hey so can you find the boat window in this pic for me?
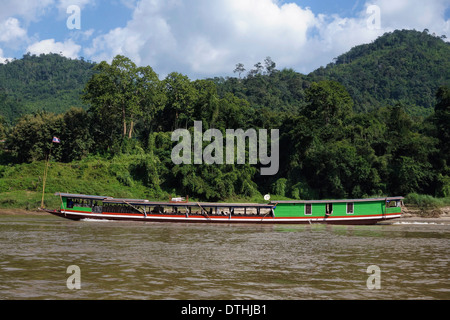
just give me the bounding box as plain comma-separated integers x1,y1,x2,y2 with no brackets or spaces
71,199,91,208
92,204,102,213
103,203,141,214
386,201,398,208
326,203,333,215
347,203,354,214
67,199,74,208
305,203,312,215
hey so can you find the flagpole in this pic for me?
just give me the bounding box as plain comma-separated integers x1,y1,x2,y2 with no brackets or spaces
41,137,59,209
41,143,53,208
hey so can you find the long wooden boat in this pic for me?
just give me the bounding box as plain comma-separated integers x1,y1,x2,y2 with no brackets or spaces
42,193,404,225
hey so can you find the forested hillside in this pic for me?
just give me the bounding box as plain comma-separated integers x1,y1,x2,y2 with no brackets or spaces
0,29,449,207
310,29,450,115
0,53,95,123
0,30,449,123
213,29,449,116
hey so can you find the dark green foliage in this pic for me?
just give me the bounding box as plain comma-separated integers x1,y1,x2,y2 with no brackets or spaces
0,53,95,123
0,30,449,202
5,108,93,163
434,86,450,164
302,80,353,127
309,29,450,115
59,108,94,162
5,111,64,163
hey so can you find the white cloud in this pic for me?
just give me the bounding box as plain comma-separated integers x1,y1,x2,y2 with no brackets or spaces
303,11,385,71
372,0,450,36
57,0,93,10
56,0,96,17
285,0,449,73
0,0,93,58
26,38,81,59
0,48,13,64
0,1,55,52
1,0,448,78
85,0,448,78
0,0,54,23
0,18,27,43
85,0,321,77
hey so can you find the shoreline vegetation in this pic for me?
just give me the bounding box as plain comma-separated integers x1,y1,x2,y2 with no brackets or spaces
0,188,449,221
0,30,449,213
0,157,449,221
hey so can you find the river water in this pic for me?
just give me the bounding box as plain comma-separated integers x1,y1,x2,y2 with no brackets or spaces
0,214,449,300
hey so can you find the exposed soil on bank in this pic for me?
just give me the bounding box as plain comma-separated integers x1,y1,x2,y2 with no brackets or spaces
381,205,450,225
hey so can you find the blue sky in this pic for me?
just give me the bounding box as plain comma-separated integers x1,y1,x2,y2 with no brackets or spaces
0,0,449,79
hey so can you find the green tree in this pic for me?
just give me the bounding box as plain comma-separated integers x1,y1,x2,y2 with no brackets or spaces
216,93,254,130
192,80,220,129
134,65,166,146
0,116,8,140
6,112,64,163
59,108,93,162
271,178,287,197
83,55,141,140
162,72,198,130
233,63,246,79
303,80,354,128
381,105,438,195
264,57,277,76
434,86,450,164
83,55,165,152
302,140,374,198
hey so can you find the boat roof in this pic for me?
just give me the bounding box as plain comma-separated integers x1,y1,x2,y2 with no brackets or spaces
55,193,273,208
103,198,274,208
270,196,404,204
55,193,403,207
55,193,113,201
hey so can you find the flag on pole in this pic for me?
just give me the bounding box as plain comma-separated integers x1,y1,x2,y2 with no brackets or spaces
52,136,61,143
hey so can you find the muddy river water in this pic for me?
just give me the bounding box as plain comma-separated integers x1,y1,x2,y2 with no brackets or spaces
0,214,448,300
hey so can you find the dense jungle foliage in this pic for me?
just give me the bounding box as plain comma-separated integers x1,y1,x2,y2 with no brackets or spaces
0,29,449,206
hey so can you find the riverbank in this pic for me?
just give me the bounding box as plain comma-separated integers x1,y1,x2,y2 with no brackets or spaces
389,205,450,224
383,215,450,225
0,208,47,215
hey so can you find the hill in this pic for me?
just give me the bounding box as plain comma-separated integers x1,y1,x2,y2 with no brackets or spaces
0,35,449,206
0,30,449,122
214,29,449,117
309,29,450,115
0,53,95,123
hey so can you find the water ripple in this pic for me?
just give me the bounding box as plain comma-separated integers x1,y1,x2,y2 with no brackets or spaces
0,215,449,300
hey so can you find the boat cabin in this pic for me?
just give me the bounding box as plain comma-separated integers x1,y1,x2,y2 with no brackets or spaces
53,193,403,224
269,197,404,218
